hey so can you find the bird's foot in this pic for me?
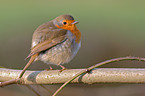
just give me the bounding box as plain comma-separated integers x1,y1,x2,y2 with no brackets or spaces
45,65,53,71
59,65,67,72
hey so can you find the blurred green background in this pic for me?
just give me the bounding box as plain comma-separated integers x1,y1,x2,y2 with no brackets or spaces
1,0,145,96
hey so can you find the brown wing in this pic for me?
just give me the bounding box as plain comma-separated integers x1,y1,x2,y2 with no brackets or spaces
25,36,67,59
25,21,67,59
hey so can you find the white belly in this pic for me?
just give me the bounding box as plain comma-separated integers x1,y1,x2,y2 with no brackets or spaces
38,31,81,65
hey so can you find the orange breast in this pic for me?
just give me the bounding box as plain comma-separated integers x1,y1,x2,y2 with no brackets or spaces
55,20,81,43
71,26,81,43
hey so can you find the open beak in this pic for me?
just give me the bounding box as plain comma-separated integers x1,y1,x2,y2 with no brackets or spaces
72,21,79,24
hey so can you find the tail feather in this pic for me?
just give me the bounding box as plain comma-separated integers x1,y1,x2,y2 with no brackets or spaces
19,54,38,78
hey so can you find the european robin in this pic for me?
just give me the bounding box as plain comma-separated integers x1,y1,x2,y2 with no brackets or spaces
19,14,81,78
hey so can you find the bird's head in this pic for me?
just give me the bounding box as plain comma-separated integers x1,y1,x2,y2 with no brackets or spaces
53,14,79,31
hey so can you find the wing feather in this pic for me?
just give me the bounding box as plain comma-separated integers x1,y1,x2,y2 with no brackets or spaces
25,21,68,59
25,36,67,59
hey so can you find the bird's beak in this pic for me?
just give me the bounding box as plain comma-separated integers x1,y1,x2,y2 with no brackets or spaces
72,21,79,24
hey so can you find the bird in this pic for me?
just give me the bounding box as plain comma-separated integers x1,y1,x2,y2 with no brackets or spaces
18,14,81,78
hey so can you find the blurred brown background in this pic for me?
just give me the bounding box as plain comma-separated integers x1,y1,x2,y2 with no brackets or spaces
0,0,145,96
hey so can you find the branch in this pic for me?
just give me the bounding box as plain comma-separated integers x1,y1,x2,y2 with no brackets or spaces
0,56,145,96
52,56,145,96
0,68,145,84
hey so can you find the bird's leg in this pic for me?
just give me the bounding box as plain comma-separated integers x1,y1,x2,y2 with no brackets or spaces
59,65,66,72
45,65,53,71
49,65,53,70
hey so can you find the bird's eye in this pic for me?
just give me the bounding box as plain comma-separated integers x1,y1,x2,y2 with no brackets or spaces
63,22,67,25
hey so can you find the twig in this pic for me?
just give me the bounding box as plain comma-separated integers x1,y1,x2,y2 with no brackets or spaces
52,56,145,96
0,79,18,87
